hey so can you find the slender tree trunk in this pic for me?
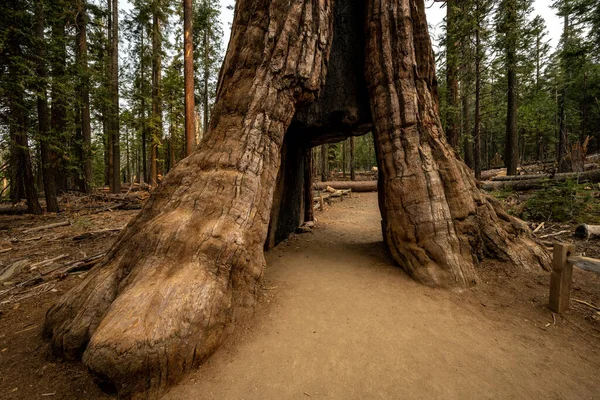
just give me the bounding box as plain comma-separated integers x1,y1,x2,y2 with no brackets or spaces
462,86,474,168
535,30,542,162
203,21,210,135
110,0,121,192
150,10,162,186
320,143,328,182
8,4,42,214
50,10,68,193
140,27,148,184
304,148,314,223
342,139,346,177
350,136,355,181
126,128,131,183
106,0,114,189
445,0,460,149
473,0,482,180
558,13,570,173
184,0,196,156
35,2,59,212
505,1,518,176
77,0,93,193
168,104,176,171
580,72,588,143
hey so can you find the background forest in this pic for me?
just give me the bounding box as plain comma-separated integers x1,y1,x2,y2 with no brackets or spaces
0,0,599,214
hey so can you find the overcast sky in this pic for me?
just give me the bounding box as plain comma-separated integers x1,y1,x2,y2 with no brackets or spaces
218,0,563,51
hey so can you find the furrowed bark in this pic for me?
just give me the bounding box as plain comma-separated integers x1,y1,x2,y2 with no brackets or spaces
184,0,196,156
44,0,334,396
365,0,549,288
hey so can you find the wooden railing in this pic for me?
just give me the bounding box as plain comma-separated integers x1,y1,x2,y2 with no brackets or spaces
549,243,600,313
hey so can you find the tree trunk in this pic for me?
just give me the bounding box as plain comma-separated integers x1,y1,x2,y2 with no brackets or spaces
44,0,548,397
203,19,210,138
473,0,482,180
557,13,570,173
342,139,346,177
150,10,162,187
44,0,334,396
7,3,42,214
304,148,314,223
445,0,460,149
50,10,68,193
504,1,518,176
462,84,474,168
140,26,148,184
110,0,121,193
350,136,356,181
535,27,543,162
106,0,114,189
320,143,328,182
35,1,60,212
77,0,93,193
364,0,548,287
184,0,196,156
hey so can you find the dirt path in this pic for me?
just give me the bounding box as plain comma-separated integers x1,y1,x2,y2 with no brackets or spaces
164,192,600,400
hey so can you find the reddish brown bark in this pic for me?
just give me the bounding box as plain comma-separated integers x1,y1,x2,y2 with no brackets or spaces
44,0,548,397
184,0,196,156
150,9,162,187
365,0,548,287
44,0,334,396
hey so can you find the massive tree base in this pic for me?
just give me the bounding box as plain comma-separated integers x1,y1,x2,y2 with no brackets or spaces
44,0,550,397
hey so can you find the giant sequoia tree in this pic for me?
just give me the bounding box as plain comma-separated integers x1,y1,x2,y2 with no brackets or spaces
44,0,550,397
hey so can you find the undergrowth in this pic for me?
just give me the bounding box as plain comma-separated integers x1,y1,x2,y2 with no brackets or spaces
491,180,600,223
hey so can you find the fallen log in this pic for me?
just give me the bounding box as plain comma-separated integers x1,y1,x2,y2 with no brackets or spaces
73,227,124,241
315,180,377,192
482,169,600,191
491,166,600,182
574,224,600,240
23,220,70,234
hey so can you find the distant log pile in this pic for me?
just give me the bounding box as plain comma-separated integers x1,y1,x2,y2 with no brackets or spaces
313,186,353,211
315,180,377,192
482,169,600,191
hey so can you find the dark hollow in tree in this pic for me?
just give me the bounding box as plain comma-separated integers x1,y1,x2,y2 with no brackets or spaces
44,0,550,397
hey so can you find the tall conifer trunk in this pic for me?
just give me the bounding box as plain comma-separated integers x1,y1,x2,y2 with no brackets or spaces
184,0,196,156
77,0,93,193
110,0,121,192
36,1,59,211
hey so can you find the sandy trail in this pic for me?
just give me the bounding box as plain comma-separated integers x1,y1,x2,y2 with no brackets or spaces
163,192,600,400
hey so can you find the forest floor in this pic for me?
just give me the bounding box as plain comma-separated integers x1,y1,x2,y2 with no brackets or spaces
1,192,600,399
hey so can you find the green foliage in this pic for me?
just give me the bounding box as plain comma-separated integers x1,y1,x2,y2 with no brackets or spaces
521,180,600,223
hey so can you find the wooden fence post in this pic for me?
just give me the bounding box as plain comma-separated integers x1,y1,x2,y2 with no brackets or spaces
549,243,576,313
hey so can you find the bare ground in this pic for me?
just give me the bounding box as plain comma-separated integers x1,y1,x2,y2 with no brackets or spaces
1,192,600,399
